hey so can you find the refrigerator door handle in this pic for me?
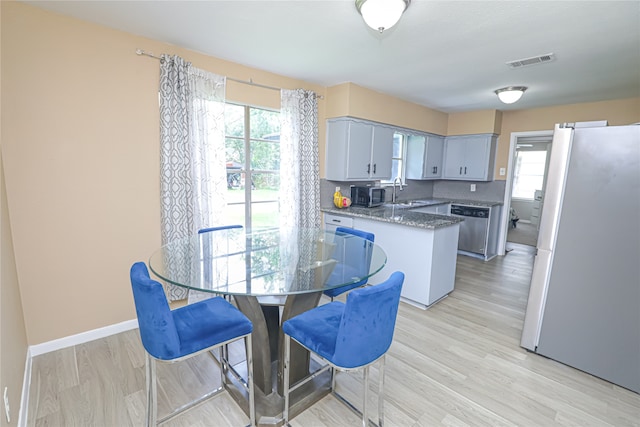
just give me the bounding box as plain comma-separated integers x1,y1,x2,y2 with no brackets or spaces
521,248,554,350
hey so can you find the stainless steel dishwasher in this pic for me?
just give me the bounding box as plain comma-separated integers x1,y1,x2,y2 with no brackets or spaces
450,204,490,256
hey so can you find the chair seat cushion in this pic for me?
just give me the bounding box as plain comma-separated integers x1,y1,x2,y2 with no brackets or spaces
282,301,345,362
172,297,253,358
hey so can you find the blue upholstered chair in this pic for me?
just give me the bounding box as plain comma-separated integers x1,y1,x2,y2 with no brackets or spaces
130,262,255,426
323,227,375,301
283,271,404,427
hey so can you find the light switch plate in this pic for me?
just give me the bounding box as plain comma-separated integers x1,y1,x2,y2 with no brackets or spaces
499,167,506,176
470,184,476,192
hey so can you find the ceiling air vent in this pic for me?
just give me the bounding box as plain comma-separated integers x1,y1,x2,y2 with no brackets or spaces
506,53,555,69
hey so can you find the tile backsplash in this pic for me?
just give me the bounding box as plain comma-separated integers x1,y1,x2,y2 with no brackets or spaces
320,178,505,208
433,180,506,203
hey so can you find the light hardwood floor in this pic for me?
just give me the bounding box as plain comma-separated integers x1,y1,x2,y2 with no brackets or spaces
507,221,538,247
27,244,640,426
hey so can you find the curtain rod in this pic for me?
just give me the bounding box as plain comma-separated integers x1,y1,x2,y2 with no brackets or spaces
136,48,323,98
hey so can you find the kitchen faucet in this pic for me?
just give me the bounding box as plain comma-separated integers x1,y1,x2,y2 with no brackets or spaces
392,177,404,203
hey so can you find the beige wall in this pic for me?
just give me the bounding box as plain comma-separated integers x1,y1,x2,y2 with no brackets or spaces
1,2,324,345
325,82,449,136
1,2,29,424
447,110,502,136
495,97,640,179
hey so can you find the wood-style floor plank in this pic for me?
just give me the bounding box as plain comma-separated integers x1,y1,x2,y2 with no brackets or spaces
26,244,640,426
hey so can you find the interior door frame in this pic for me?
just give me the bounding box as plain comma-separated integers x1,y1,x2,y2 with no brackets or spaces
497,129,554,255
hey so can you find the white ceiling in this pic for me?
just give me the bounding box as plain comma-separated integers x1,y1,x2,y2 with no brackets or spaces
24,0,640,113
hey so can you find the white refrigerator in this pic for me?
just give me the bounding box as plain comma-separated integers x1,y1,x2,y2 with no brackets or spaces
520,122,640,393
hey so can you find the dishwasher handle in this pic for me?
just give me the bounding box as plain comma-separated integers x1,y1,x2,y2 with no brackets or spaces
451,206,465,216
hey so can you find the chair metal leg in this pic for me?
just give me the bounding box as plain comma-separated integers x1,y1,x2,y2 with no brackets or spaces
362,365,369,427
283,334,291,425
378,356,385,427
145,354,157,427
219,346,227,388
246,335,256,427
331,365,336,391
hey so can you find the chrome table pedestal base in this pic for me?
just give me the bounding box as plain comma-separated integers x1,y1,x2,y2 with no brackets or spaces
227,293,330,426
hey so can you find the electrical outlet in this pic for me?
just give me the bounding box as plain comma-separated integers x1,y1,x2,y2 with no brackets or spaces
470,184,476,192
499,167,506,176
3,387,10,423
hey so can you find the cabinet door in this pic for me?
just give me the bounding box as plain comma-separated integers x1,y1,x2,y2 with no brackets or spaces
463,135,491,179
370,125,394,179
443,137,467,179
425,135,444,178
345,121,374,180
413,204,450,215
412,206,439,214
324,213,353,232
325,119,348,180
406,134,443,180
443,134,496,181
436,204,450,215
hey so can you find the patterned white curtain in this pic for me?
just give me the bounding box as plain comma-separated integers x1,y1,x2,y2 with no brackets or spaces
159,55,226,300
280,89,320,229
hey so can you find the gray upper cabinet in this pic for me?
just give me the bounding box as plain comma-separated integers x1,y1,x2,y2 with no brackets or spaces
443,134,497,181
405,134,444,180
325,118,394,181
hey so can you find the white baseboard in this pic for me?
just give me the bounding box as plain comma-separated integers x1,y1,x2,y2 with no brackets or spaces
20,319,139,426
29,318,139,356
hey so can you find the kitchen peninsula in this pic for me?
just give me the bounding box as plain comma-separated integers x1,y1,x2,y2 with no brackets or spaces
322,203,463,309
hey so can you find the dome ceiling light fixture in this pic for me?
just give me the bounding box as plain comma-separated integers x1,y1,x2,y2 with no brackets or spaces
355,0,411,33
495,86,528,104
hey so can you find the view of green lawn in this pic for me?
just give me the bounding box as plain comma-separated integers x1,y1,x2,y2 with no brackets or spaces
225,188,280,229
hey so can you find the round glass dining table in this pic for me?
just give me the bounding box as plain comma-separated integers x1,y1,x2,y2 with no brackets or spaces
148,227,386,424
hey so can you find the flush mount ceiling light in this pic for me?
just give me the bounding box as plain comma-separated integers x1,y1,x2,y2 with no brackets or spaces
355,0,410,33
495,86,528,104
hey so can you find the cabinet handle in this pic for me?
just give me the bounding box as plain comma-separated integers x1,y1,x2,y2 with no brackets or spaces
373,164,377,174
433,166,437,174
464,166,467,174
459,166,462,175
367,163,371,174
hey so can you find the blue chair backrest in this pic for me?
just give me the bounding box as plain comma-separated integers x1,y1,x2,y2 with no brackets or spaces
335,227,374,242
198,224,243,234
130,262,181,360
332,271,404,368
335,227,375,279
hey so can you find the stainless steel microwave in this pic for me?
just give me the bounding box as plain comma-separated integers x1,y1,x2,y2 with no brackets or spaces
350,186,385,208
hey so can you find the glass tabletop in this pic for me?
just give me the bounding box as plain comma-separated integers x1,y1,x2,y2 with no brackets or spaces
148,227,387,296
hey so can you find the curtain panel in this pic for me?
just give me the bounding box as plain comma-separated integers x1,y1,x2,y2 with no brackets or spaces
280,89,321,230
159,55,226,300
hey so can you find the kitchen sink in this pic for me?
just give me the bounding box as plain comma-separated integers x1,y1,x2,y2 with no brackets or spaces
385,199,446,209
385,200,431,209
396,201,424,207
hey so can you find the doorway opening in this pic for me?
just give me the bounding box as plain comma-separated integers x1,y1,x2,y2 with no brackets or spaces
508,138,552,246
498,130,553,254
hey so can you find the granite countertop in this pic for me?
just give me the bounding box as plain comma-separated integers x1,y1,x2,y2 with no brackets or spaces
321,198,502,230
368,198,502,208
322,205,464,230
